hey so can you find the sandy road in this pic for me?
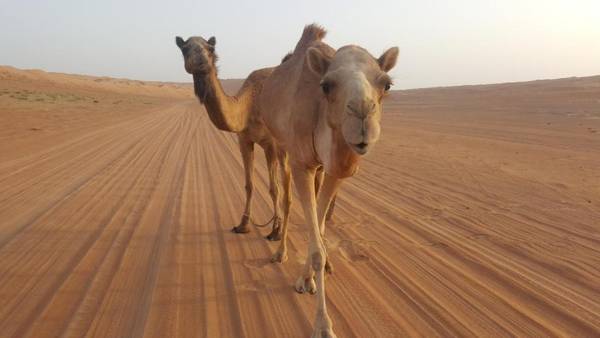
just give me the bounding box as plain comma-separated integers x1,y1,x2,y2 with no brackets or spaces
1,72,600,337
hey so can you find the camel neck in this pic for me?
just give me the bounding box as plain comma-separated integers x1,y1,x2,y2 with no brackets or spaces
192,70,247,133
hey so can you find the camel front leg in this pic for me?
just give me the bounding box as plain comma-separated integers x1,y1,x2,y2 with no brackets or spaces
296,169,340,286
232,138,254,233
292,166,339,338
272,150,291,263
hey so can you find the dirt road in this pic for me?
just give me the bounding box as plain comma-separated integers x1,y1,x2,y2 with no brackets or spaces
1,67,599,337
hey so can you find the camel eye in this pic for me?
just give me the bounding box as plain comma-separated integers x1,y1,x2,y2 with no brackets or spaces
384,82,392,92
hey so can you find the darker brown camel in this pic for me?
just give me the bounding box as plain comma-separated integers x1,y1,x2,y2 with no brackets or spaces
176,35,288,240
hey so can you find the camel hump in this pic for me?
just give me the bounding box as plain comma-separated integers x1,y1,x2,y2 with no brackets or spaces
294,24,327,52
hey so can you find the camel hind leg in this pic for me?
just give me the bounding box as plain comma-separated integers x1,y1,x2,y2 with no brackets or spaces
232,136,254,234
316,166,336,222
271,150,291,262
315,166,335,273
325,195,336,221
264,144,283,241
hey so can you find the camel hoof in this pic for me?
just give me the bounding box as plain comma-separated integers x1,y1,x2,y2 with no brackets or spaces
271,250,288,263
231,225,251,233
295,276,316,295
325,259,333,274
265,231,281,241
232,215,251,233
265,217,282,241
311,327,337,338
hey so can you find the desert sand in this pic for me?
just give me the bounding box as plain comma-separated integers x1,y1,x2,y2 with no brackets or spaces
1,65,599,337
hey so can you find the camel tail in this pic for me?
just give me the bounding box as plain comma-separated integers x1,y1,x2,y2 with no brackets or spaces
294,23,327,52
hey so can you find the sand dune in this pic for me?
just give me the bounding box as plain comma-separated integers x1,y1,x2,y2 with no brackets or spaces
1,66,599,337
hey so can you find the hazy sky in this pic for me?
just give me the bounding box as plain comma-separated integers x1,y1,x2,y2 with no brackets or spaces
1,0,599,89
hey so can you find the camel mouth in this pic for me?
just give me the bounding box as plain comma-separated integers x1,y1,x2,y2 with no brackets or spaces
187,65,210,76
350,142,369,155
185,60,211,75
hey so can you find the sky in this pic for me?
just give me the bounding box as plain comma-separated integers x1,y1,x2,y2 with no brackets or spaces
1,0,599,89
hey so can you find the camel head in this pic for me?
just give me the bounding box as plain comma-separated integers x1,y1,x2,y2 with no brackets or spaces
175,35,218,74
307,45,398,155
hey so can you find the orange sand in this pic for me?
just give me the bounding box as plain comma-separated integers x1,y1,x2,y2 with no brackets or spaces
1,66,599,337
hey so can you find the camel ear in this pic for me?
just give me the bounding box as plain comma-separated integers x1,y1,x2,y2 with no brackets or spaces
175,36,185,49
378,47,399,72
207,36,216,46
306,47,331,76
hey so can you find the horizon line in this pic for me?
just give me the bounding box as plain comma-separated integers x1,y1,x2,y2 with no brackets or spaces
2,64,598,92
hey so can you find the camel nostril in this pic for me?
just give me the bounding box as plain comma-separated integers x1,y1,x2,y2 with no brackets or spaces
347,104,359,116
356,142,368,149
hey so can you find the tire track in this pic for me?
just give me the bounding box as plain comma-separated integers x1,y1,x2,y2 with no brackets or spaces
1,78,599,337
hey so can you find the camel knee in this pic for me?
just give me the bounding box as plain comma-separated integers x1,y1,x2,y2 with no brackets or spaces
311,250,326,272
245,183,253,196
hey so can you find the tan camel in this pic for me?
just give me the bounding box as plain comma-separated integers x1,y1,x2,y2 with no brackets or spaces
175,35,289,240
175,35,337,243
259,25,398,337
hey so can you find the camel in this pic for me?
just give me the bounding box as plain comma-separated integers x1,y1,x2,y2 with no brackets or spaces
175,35,289,241
259,25,398,337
